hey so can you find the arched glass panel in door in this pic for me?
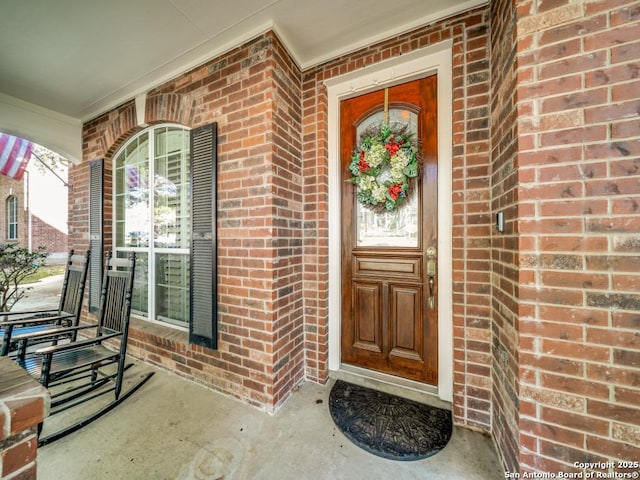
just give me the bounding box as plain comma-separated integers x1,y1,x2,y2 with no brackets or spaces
356,108,419,247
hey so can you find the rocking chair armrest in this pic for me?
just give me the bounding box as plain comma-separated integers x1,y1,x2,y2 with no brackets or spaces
0,313,73,328
35,331,122,356
12,323,99,343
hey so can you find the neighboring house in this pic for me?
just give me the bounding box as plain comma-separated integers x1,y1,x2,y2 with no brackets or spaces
0,158,68,255
1,0,638,475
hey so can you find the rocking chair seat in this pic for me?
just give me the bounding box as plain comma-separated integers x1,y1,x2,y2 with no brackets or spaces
22,345,119,383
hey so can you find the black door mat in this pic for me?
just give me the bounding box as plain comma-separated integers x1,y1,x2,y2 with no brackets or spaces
329,380,453,461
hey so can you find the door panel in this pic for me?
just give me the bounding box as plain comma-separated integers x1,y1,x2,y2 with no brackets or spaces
389,284,422,359
341,75,438,385
354,255,422,279
353,282,383,353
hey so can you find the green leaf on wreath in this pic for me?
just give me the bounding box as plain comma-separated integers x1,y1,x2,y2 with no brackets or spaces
404,163,418,177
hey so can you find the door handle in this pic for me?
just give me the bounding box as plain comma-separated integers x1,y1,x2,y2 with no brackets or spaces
426,247,437,310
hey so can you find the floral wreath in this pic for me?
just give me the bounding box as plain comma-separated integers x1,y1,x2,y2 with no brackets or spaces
347,122,419,212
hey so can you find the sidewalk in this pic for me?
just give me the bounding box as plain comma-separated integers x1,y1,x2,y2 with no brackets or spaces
13,274,64,311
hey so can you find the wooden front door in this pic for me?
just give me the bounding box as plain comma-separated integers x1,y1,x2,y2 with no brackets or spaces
341,75,438,385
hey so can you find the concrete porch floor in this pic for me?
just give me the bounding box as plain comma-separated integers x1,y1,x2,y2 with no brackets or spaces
25,275,503,479
38,361,504,480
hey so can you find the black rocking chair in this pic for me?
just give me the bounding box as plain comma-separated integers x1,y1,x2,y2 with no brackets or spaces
18,251,153,446
0,249,90,357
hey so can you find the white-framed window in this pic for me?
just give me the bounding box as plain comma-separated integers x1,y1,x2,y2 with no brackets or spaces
113,125,190,328
6,195,18,241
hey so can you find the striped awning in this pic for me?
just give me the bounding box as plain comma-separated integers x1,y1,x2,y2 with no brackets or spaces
0,133,33,180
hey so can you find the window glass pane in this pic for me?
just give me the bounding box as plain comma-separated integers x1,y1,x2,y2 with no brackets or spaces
155,252,189,326
117,250,149,318
7,196,17,240
154,128,190,249
155,129,167,157
356,109,419,247
115,134,150,248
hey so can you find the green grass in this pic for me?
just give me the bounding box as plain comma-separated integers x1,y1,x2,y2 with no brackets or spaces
21,265,66,284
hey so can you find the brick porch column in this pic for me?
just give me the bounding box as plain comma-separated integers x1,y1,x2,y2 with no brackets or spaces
0,358,49,480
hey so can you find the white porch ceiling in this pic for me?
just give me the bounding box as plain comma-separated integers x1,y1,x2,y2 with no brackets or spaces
0,0,483,123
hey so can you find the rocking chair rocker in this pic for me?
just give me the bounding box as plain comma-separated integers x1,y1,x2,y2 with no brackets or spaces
0,249,90,357
18,251,154,446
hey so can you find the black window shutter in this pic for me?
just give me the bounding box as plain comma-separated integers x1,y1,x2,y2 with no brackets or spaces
88,159,103,313
189,123,217,349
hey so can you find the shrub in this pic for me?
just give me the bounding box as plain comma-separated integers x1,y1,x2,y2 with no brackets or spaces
0,244,48,312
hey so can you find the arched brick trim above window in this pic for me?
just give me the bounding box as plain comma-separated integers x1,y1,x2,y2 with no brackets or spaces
84,94,197,162
146,93,197,126
101,101,137,156
82,101,138,160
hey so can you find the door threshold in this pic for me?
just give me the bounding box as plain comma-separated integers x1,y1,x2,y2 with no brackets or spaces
331,364,451,411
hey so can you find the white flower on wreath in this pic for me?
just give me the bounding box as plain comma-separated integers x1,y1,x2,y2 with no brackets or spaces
365,143,387,169
357,175,376,191
372,184,388,203
390,149,411,182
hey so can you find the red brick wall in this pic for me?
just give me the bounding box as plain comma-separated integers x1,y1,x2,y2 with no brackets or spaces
300,62,329,385
30,215,67,253
515,0,640,474
302,7,493,431
67,161,91,253
270,37,305,406
451,10,493,433
76,32,303,411
490,0,521,472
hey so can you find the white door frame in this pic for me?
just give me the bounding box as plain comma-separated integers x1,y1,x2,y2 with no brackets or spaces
325,40,453,402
